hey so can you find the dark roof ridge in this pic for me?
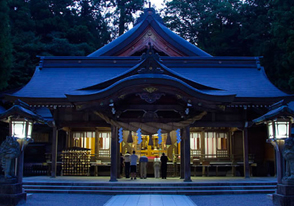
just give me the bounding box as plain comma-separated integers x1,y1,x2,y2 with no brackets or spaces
134,8,164,26
79,52,220,92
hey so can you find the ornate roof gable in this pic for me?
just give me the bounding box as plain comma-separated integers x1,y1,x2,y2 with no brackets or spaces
87,8,211,57
66,47,235,103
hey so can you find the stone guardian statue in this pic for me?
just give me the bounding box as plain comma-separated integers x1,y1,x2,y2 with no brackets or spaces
0,136,20,180
282,137,294,183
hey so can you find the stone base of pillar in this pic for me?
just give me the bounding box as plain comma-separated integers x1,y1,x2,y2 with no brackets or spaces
273,183,294,206
0,183,26,206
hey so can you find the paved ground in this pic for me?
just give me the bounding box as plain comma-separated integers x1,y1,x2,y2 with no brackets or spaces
18,193,274,206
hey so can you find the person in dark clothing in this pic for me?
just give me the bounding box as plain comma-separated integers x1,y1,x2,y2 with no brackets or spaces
160,153,168,179
124,152,131,178
120,153,124,177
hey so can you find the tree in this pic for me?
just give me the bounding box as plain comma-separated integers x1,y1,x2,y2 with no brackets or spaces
162,0,244,56
162,0,294,93
107,0,146,37
267,0,294,92
0,0,12,91
7,0,111,89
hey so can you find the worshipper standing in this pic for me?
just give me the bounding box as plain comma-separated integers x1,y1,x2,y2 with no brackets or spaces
124,152,131,178
120,153,124,177
130,151,138,180
160,153,168,179
139,155,148,179
153,156,160,178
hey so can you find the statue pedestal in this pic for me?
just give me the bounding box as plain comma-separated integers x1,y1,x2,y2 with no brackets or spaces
273,181,294,206
0,182,26,206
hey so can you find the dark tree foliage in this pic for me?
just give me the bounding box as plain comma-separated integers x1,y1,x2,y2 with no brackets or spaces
107,0,146,36
267,0,294,91
5,0,111,90
162,0,294,93
163,0,245,56
0,0,12,91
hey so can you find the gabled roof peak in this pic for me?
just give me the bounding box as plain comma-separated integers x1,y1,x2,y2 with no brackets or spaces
134,8,164,26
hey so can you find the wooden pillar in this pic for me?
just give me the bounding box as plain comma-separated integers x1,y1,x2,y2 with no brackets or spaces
180,134,184,179
66,129,71,149
110,126,118,182
17,149,24,183
95,129,99,161
117,138,120,178
243,126,250,178
183,126,191,182
51,126,58,178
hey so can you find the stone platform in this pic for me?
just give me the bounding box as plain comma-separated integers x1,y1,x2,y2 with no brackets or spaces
273,182,294,206
0,183,26,206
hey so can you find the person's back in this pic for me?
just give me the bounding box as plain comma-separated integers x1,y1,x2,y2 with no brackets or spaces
160,153,168,179
139,156,148,163
130,152,138,165
153,156,160,178
130,151,138,180
124,153,131,163
139,156,148,179
124,152,131,178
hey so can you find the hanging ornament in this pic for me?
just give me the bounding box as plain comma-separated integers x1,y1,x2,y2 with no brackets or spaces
176,128,181,143
157,129,162,144
148,134,153,146
166,132,172,145
127,131,133,143
137,128,142,144
118,128,123,143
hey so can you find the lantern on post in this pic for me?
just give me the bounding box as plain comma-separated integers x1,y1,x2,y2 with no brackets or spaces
10,118,34,183
266,118,291,184
0,100,46,184
253,102,293,184
253,101,294,206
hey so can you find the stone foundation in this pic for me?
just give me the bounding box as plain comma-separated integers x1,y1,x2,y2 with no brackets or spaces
0,183,26,206
273,183,294,206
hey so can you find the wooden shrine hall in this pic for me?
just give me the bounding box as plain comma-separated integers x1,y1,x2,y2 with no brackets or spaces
3,8,293,181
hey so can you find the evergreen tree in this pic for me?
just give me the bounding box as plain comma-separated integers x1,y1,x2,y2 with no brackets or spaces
0,0,12,91
267,0,294,92
162,0,244,56
7,0,111,89
107,0,146,37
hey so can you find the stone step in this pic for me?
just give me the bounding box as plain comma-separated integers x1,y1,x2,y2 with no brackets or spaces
23,181,276,186
23,185,276,190
23,182,276,195
24,188,276,195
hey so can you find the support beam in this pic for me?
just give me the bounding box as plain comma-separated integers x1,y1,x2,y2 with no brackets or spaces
95,129,99,161
110,126,118,182
17,149,24,183
51,126,58,178
183,126,192,182
243,127,250,178
180,139,184,179
117,138,120,178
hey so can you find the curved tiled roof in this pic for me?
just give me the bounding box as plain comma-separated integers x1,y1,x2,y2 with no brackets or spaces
8,8,291,104
10,56,290,101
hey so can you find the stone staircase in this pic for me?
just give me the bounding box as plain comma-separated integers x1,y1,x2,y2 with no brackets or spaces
23,181,276,195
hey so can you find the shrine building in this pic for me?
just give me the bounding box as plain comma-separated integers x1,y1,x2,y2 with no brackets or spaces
3,8,293,180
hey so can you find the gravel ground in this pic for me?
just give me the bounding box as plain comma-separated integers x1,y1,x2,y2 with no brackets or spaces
18,193,275,206
18,193,113,206
189,194,274,206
